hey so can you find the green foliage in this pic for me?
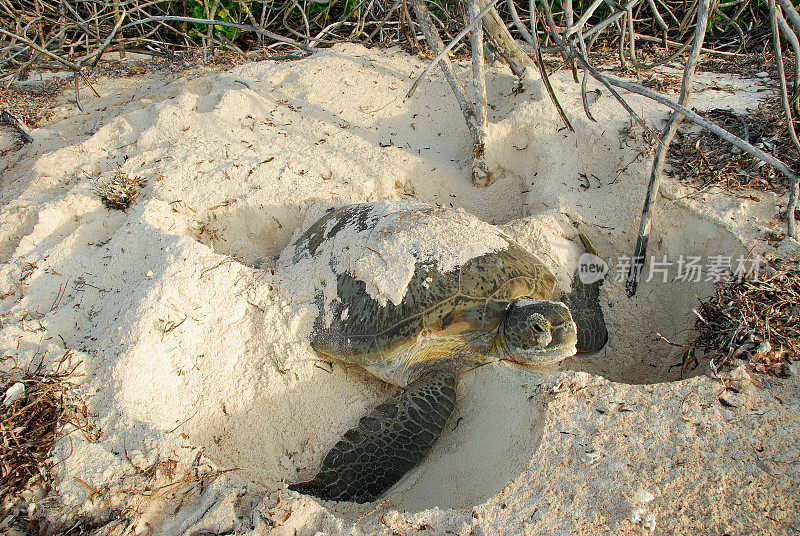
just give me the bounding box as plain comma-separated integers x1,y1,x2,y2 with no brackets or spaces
187,0,244,40
425,0,449,20
182,0,365,36
521,0,611,27
704,0,761,38
306,0,363,20
706,11,736,36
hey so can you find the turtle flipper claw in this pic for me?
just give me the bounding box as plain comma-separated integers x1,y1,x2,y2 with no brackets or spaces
290,369,456,503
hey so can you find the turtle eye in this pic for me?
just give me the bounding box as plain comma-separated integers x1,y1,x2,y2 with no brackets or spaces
532,323,545,334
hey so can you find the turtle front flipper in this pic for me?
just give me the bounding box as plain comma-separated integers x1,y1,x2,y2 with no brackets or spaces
561,233,609,353
290,368,456,503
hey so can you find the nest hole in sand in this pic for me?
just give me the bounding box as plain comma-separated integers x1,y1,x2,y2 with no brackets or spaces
378,204,748,513
191,201,308,265
183,196,748,516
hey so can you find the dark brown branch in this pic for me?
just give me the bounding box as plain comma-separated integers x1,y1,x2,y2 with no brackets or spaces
0,109,33,143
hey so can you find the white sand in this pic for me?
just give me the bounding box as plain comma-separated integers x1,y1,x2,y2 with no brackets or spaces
1,44,798,535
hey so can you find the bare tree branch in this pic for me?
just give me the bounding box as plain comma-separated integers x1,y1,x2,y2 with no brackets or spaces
410,0,479,141
506,0,573,129
470,0,491,186
406,0,501,100
119,15,316,54
583,72,799,182
626,0,714,297
768,0,800,238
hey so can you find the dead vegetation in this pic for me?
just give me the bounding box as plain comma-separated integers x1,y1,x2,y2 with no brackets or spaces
0,78,69,128
667,101,800,194
0,351,99,514
25,452,239,536
93,169,147,211
0,351,237,535
190,214,222,248
682,258,799,378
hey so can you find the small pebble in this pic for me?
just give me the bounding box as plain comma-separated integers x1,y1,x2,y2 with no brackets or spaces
580,450,602,464
630,507,657,532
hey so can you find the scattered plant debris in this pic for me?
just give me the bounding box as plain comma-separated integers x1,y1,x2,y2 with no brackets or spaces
0,78,70,128
94,170,147,211
0,351,99,513
682,258,799,377
190,215,221,247
666,101,800,193
640,72,683,93
699,50,792,80
0,350,240,534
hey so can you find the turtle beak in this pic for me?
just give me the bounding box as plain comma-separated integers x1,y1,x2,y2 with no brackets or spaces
534,329,553,348
550,317,577,344
544,320,578,357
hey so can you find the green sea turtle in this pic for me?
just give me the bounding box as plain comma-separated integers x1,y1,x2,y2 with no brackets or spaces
287,201,607,503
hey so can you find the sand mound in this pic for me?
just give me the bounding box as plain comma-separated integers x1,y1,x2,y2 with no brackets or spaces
1,44,798,534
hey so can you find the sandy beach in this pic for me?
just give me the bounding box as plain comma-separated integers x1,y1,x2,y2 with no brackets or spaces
1,43,798,535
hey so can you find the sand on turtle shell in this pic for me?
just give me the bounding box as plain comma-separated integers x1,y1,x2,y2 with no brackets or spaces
1,44,798,535
278,199,512,311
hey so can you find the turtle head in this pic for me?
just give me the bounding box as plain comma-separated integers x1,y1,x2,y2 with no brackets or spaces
499,299,578,365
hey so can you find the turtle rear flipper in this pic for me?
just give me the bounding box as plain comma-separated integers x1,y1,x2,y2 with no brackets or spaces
290,369,456,503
